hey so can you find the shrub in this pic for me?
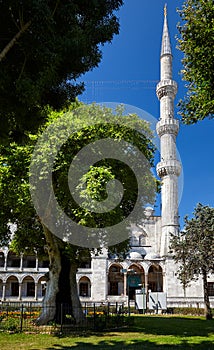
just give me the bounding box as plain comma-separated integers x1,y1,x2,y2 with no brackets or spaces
1,317,20,332
173,307,206,316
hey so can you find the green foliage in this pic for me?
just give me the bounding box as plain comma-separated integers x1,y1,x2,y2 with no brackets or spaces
0,317,20,332
172,307,212,316
177,0,214,123
170,203,214,319
0,0,123,141
170,203,214,280
0,102,157,259
0,142,46,255
31,103,157,250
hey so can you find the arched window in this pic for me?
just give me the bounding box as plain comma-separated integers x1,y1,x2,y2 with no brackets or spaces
6,276,19,297
79,277,91,297
108,264,123,296
127,264,145,300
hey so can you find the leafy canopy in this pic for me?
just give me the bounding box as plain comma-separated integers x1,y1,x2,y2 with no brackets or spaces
0,0,123,141
177,0,214,123
0,103,157,258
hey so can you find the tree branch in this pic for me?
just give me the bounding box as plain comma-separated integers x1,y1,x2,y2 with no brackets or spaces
52,0,61,17
0,20,31,62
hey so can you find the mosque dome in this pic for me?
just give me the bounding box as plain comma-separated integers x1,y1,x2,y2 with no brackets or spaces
144,207,154,217
129,251,143,260
144,251,160,260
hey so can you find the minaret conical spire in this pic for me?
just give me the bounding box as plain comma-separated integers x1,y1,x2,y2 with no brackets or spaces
161,4,172,57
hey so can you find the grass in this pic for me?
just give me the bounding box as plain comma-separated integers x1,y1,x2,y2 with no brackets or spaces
0,315,213,349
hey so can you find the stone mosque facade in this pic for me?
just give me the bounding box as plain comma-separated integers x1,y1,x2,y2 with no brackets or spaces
0,9,213,309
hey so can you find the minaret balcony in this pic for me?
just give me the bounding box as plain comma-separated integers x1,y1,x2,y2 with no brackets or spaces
156,118,179,137
156,160,181,178
156,79,177,99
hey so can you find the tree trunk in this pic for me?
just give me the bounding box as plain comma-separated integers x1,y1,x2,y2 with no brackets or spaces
202,268,212,320
70,260,85,324
36,226,61,325
35,226,84,325
55,250,73,323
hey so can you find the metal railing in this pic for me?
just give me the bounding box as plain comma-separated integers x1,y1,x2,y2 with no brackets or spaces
0,301,129,333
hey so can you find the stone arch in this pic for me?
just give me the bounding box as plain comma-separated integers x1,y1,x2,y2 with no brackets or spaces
108,263,123,296
5,274,20,283
20,274,36,283
35,274,47,284
148,264,163,292
6,275,19,297
78,276,91,297
127,263,145,300
141,262,150,274
108,261,123,270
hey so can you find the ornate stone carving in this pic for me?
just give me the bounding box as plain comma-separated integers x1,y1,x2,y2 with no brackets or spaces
156,160,181,177
156,79,177,100
156,119,179,137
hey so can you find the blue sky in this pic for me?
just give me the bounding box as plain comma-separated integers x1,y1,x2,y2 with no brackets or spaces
77,0,214,228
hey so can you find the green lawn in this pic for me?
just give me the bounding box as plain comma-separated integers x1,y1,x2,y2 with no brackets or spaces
0,315,213,349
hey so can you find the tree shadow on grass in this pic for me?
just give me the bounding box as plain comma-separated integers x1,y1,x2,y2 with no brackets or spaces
126,316,214,337
41,338,214,350
31,316,214,350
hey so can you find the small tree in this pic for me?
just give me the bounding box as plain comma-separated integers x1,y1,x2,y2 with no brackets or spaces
170,203,214,319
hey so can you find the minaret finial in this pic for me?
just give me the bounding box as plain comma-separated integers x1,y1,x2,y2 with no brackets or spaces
161,3,171,57
164,4,167,17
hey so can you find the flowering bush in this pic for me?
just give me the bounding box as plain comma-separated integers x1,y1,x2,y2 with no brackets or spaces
0,310,40,319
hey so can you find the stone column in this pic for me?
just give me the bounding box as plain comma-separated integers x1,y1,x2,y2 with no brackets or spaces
123,272,127,296
20,253,23,271
35,256,39,271
145,273,149,296
2,283,6,301
34,283,38,300
18,283,22,300
162,271,166,293
4,253,8,271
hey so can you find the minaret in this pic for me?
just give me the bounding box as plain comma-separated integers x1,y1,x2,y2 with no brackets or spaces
156,5,181,256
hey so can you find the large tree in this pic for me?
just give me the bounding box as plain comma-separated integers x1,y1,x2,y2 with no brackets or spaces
170,203,214,320
177,0,214,123
0,103,157,325
0,0,123,141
